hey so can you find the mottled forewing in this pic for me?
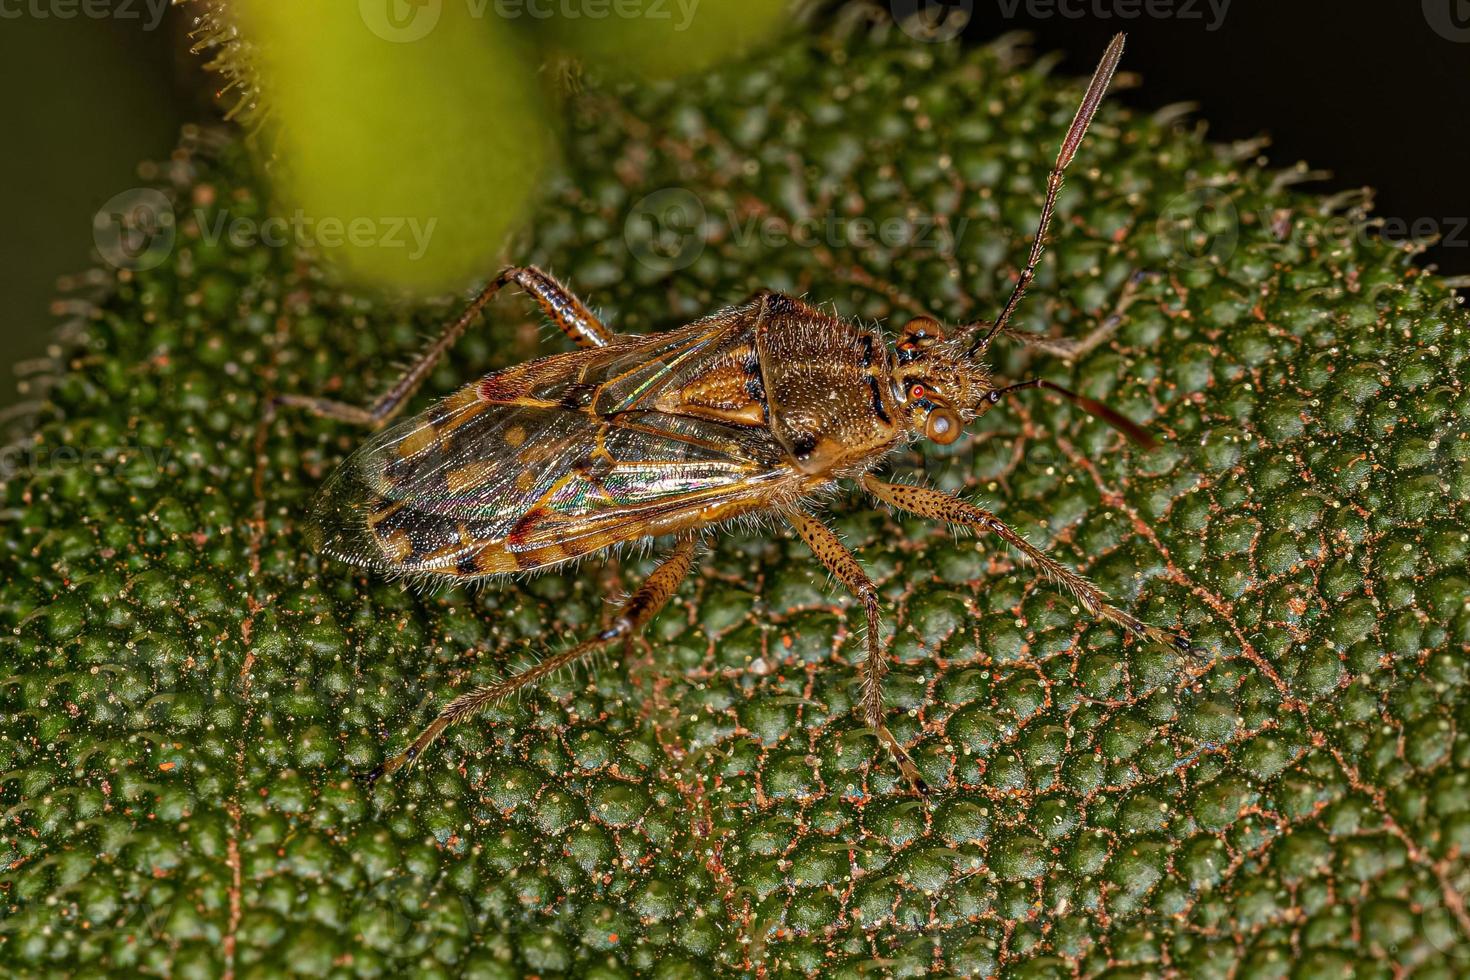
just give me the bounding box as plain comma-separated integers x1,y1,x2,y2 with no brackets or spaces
311,306,789,579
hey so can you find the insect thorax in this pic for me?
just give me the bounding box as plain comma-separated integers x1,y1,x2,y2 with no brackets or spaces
748,293,906,476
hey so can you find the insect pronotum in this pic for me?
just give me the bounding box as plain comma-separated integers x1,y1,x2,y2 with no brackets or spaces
280,33,1193,793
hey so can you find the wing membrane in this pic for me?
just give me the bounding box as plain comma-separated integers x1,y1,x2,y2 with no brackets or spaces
311,309,791,579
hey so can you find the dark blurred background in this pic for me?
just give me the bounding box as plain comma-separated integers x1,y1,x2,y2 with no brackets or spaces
0,3,196,411
1,1,1466,409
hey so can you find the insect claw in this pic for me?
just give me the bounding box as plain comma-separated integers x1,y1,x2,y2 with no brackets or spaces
359,765,386,787
357,736,426,789
877,725,928,795
1172,632,1212,665
896,756,929,796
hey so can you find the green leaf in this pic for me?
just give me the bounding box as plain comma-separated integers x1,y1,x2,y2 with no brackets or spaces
5,25,1470,976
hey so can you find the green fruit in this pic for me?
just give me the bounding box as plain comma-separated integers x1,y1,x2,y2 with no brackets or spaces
227,0,555,294
537,0,794,78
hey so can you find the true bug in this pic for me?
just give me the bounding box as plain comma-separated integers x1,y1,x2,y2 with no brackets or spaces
281,34,1191,791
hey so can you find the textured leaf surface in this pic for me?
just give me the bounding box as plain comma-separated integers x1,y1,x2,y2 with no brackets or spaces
5,27,1470,978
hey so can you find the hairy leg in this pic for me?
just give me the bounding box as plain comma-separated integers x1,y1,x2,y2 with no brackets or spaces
993,268,1153,361
788,511,928,793
514,266,613,351
276,265,611,427
862,476,1192,653
369,535,698,782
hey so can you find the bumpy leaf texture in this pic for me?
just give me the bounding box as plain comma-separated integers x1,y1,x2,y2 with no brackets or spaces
4,25,1470,979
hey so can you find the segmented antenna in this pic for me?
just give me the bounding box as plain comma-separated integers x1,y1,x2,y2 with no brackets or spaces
983,377,1158,449
967,33,1127,358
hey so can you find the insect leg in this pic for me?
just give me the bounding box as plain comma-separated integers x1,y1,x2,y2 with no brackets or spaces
787,511,928,794
511,266,613,350
275,266,610,427
862,476,1194,654
368,535,698,782
994,268,1154,361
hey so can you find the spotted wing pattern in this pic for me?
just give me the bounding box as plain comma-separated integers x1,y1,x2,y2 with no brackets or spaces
312,307,799,579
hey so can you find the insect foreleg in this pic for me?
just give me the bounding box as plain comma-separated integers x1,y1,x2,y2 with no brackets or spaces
788,511,928,794
993,268,1152,361
861,476,1194,654
275,266,609,428
367,535,698,783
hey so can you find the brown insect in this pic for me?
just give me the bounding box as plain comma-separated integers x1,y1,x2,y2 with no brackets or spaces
281,34,1191,792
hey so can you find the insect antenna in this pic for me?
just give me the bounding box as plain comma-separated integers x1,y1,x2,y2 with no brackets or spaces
985,377,1157,449
965,32,1127,359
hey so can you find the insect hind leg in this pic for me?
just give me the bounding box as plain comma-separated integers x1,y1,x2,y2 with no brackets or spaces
366,535,698,783
274,265,610,429
516,266,613,350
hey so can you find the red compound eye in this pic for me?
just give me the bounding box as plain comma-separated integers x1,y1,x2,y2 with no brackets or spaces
909,384,926,400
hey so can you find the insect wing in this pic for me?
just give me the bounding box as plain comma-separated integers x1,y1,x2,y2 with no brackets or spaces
311,392,588,577
311,308,786,578
495,410,787,566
